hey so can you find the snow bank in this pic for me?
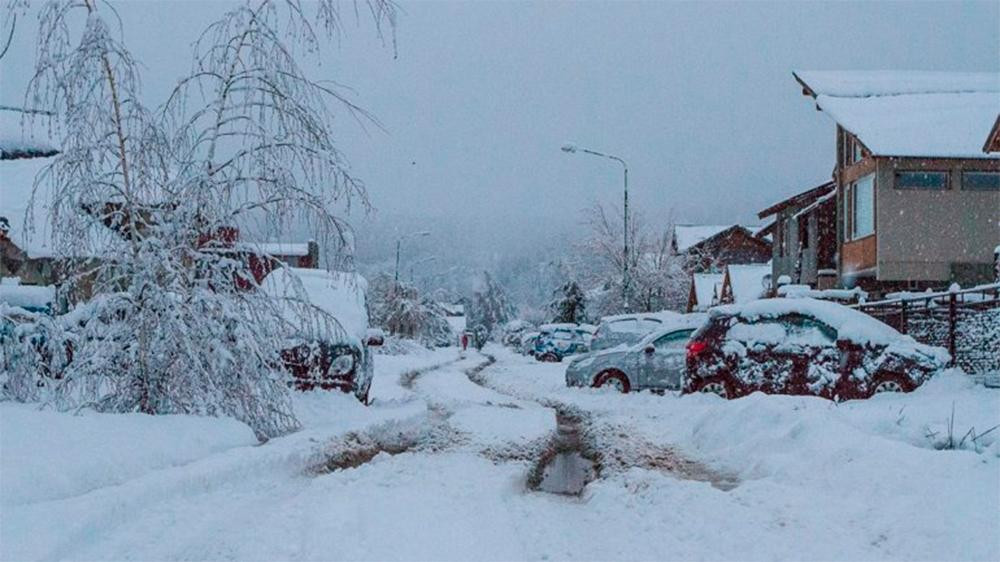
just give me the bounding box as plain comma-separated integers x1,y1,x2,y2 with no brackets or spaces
0,403,257,506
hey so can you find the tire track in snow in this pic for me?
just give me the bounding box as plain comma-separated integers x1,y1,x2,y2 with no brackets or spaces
314,353,496,473
466,350,739,492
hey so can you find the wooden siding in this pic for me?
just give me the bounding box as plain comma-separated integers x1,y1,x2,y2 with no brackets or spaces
841,235,876,276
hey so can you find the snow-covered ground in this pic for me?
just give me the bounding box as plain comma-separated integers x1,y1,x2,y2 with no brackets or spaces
2,344,998,561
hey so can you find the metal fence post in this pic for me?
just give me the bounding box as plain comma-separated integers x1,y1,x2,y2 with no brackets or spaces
948,293,957,366
899,300,908,334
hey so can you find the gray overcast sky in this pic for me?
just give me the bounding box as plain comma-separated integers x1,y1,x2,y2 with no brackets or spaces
3,0,998,235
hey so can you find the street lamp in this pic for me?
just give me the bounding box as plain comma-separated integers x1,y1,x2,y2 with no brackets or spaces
409,255,437,283
395,231,431,283
561,142,631,311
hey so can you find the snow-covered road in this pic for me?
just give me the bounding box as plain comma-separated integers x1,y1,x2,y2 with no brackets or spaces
3,345,998,561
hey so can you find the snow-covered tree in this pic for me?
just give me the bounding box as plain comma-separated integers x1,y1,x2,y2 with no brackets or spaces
11,0,395,440
549,281,587,324
466,272,515,338
368,274,452,347
577,202,688,316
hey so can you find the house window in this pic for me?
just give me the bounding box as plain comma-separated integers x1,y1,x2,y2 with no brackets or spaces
962,171,1000,191
895,171,948,190
852,140,864,163
851,174,874,239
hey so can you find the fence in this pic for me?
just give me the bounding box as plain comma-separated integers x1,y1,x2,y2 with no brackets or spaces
852,283,1000,376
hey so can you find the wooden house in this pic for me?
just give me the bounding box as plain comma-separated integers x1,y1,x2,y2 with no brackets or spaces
687,272,723,312
672,224,771,274
757,181,837,289
793,71,1000,297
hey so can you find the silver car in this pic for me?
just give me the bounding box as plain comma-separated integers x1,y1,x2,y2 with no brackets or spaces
590,312,681,351
564,323,700,393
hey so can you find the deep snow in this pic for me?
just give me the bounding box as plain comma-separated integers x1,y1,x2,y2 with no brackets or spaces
2,344,997,561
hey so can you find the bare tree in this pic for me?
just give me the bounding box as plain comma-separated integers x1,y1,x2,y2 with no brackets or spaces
576,202,687,316
12,0,395,440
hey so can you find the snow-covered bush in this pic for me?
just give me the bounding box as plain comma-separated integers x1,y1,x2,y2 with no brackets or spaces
7,0,395,440
465,272,516,339
368,275,453,347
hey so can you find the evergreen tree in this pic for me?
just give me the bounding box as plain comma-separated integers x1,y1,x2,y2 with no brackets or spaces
549,281,587,324
466,272,515,339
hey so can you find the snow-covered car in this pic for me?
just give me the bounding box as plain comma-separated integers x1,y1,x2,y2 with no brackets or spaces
261,268,382,403
565,317,706,393
533,323,596,362
501,319,534,348
683,298,950,400
520,331,542,355
590,311,687,351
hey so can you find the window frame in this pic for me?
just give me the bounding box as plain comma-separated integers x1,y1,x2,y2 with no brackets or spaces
894,170,949,191
652,329,694,350
961,171,1000,192
850,173,875,240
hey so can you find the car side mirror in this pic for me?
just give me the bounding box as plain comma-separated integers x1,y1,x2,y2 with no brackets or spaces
644,345,655,354
366,328,385,347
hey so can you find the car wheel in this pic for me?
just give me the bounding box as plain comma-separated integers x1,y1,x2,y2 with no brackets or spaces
593,370,631,393
539,352,561,363
689,375,733,399
868,372,912,398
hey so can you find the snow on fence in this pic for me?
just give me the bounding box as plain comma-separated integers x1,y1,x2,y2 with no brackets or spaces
852,283,1000,376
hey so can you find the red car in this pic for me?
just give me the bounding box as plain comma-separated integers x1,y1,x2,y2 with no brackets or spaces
683,298,949,401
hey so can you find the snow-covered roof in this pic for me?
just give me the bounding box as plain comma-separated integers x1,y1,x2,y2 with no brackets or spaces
725,264,770,304
1,157,124,259
260,267,370,342
793,71,1000,159
777,284,866,302
793,71,998,98
0,108,58,161
674,224,762,252
0,278,55,310
691,273,723,310
250,242,311,257
2,157,57,258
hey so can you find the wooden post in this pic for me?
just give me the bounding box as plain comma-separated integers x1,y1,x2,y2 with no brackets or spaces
899,300,908,334
948,293,957,366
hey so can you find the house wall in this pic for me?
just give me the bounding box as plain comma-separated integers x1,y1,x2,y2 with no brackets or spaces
770,209,797,285
875,157,1000,285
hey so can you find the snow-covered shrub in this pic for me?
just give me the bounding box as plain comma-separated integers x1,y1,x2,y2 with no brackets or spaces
368,275,453,347
465,272,516,340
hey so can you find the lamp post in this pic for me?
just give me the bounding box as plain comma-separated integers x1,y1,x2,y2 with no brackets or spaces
394,231,431,283
409,255,437,284
561,143,630,311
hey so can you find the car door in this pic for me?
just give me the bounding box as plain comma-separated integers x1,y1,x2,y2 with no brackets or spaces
725,318,791,394
638,329,694,391
781,316,840,397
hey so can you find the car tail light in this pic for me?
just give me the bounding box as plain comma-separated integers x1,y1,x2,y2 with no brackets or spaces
686,340,708,360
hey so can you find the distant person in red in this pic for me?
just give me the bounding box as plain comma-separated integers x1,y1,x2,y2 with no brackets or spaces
460,333,469,351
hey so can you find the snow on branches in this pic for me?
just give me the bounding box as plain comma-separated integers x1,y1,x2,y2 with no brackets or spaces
7,0,395,440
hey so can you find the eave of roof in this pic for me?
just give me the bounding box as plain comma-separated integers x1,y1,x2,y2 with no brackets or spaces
757,181,836,219
985,114,1000,154
792,71,1000,159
